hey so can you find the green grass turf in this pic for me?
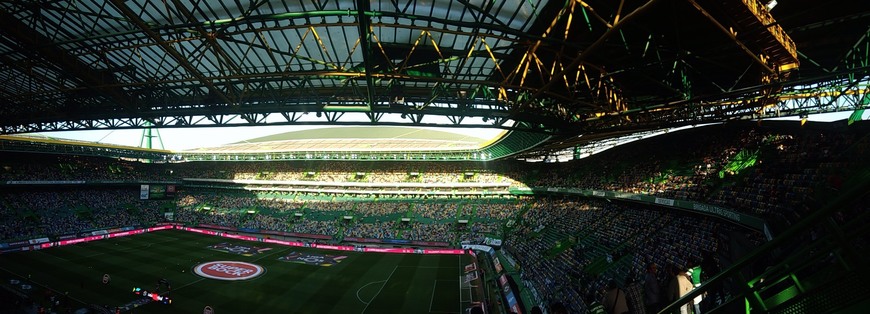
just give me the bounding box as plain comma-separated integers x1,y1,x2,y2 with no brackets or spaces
0,230,471,313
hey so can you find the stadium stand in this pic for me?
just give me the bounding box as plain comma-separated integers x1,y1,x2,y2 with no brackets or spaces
1,121,869,313
0,188,166,241
1,0,867,312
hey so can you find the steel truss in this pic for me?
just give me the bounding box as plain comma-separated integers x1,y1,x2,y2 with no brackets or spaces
0,0,664,134
0,1,568,134
562,22,869,133
0,0,863,140
576,68,870,134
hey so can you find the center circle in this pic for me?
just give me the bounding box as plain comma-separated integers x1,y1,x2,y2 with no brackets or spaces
193,261,264,281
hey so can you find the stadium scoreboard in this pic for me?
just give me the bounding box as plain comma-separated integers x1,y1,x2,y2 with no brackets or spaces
140,184,177,200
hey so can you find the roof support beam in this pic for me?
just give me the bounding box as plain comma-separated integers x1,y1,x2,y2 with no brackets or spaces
5,68,576,104
531,0,660,101
169,0,244,76
107,0,235,106
579,68,870,134
456,0,510,28
685,0,777,75
119,8,581,62
355,0,374,110
0,9,134,111
834,25,870,72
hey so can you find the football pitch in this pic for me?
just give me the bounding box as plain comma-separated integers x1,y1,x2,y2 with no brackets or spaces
0,230,472,313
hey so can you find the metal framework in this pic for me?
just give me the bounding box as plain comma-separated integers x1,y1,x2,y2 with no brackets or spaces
580,67,870,133
0,0,867,141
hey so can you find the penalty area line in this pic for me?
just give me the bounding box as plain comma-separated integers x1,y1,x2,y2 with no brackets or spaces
35,250,71,262
429,280,438,312
251,247,292,263
0,265,90,306
361,265,397,314
172,277,205,292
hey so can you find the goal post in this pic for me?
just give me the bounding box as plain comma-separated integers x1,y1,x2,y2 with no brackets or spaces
459,275,473,304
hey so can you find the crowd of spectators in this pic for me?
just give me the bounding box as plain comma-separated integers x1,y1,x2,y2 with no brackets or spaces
0,189,165,241
353,202,407,216
288,220,340,236
0,151,515,186
172,190,517,243
5,123,864,233
3,120,869,313
458,221,500,244
174,206,241,228
0,153,169,182
403,222,453,242
172,190,513,242
505,197,757,313
177,191,300,212
413,202,459,220
303,200,352,212
344,221,398,239
491,121,870,234
2,123,866,225
239,213,287,231
475,202,522,220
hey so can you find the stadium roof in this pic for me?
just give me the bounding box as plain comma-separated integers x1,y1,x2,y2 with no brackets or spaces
0,0,867,159
184,126,500,153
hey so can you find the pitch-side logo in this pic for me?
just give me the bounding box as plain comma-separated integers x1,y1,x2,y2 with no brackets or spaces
193,261,264,281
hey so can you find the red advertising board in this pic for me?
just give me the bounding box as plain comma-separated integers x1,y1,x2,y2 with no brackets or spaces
262,238,305,247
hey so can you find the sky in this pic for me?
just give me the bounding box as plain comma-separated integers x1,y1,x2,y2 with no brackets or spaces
768,111,867,122
30,110,868,151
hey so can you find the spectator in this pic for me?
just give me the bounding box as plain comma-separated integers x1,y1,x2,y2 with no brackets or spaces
644,263,662,313
666,265,693,314
603,279,629,314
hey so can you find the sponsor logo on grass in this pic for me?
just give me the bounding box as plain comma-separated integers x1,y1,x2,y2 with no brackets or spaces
278,252,347,267
207,242,272,256
193,261,264,281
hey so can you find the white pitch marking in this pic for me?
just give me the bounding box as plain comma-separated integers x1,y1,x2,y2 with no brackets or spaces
356,280,387,305
361,265,398,314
